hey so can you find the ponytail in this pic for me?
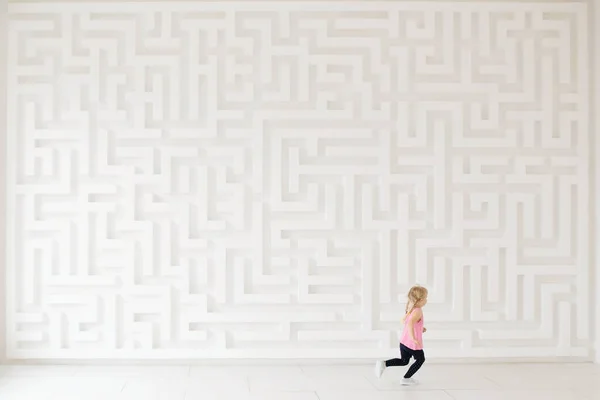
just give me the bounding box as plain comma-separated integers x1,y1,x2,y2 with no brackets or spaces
402,302,416,323
403,285,427,323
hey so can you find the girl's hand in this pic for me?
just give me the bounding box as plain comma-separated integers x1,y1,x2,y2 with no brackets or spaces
423,327,427,333
414,340,422,348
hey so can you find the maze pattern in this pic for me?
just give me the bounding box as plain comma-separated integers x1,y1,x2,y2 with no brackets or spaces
5,2,591,359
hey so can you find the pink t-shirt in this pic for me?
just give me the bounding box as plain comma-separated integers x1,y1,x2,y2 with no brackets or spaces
400,307,424,350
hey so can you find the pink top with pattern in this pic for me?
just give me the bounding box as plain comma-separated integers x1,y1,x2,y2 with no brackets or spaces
400,307,424,350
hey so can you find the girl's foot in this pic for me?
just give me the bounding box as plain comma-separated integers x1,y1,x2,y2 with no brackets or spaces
375,360,386,378
401,378,418,386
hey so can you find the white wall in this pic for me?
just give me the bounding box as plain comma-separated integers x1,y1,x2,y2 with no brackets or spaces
593,0,600,365
0,0,7,363
4,1,595,361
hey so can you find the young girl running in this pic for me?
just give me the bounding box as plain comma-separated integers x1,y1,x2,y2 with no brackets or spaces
375,285,428,385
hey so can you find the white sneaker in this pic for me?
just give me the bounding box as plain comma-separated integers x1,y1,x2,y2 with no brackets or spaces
401,378,418,386
375,360,386,378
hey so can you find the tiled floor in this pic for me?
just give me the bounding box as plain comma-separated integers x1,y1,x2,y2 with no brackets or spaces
0,362,598,400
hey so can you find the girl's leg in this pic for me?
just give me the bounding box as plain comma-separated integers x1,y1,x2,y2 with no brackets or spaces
403,350,425,378
385,344,412,367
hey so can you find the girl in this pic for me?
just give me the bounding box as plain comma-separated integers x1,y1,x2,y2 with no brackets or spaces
375,285,428,385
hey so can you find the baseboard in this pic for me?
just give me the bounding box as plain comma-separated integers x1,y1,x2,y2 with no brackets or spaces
1,356,593,366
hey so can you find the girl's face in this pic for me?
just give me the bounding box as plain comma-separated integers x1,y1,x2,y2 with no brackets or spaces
417,295,428,307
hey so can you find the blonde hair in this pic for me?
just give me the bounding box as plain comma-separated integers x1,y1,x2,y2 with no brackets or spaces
403,285,428,322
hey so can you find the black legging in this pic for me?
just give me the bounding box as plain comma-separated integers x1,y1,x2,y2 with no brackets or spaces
385,343,426,378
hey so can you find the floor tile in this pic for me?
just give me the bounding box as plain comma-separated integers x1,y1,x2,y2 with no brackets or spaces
247,392,319,400
0,363,596,400
248,373,314,392
75,365,189,378
316,390,454,400
368,367,499,391
301,365,375,390
185,377,251,400
0,376,126,400
0,365,78,377
445,389,580,400
117,378,187,400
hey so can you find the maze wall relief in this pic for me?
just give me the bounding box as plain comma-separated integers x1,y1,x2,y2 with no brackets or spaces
5,1,591,359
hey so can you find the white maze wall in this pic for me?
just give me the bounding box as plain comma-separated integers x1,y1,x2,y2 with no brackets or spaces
5,2,592,360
